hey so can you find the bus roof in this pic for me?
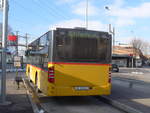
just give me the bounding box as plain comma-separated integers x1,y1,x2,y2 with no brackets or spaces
55,27,109,34
28,28,111,46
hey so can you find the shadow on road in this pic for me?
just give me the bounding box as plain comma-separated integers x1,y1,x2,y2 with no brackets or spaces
109,81,150,113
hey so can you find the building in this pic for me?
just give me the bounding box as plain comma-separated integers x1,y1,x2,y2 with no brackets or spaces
112,45,142,67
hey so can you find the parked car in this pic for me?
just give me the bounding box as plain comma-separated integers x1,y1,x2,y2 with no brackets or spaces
135,59,142,67
111,64,119,72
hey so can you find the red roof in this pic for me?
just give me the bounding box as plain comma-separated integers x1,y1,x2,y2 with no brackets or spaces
113,46,135,56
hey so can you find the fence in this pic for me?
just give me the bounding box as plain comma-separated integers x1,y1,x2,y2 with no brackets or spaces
0,63,26,72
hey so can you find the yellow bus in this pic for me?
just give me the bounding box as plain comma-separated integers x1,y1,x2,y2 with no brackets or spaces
26,28,112,96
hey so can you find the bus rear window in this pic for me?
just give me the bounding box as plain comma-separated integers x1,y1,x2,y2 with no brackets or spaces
54,29,111,63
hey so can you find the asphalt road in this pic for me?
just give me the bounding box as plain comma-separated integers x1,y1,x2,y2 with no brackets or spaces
111,67,150,113
112,67,150,82
39,96,125,113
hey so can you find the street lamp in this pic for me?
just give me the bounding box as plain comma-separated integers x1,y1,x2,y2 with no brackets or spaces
105,6,115,54
105,6,110,10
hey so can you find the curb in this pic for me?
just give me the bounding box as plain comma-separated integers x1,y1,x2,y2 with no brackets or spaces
96,96,143,113
23,78,46,113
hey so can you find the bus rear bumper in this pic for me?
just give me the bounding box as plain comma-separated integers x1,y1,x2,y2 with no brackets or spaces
47,84,111,96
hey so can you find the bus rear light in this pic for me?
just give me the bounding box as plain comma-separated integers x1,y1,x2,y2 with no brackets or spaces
48,67,55,83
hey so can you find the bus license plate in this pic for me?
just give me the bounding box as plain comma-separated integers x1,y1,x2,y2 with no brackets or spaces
74,87,90,90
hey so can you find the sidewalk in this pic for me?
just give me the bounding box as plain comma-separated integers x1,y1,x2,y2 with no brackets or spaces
0,72,33,113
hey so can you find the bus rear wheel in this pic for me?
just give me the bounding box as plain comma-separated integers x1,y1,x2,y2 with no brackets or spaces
35,72,41,93
28,67,32,82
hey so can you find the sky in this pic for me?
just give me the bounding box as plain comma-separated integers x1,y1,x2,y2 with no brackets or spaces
1,0,150,44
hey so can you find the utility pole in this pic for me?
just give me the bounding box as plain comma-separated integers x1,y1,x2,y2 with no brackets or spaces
86,0,88,29
113,27,115,52
0,0,11,105
25,33,28,50
16,31,19,56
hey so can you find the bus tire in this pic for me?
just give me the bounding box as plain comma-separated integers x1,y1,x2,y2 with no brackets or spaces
35,72,41,93
28,67,32,82
28,74,32,82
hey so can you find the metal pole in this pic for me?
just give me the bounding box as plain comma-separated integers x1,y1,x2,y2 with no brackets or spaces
108,24,113,52
132,49,134,68
105,7,115,54
113,27,115,53
86,0,88,29
109,24,111,33
16,31,19,56
1,0,8,104
108,24,115,54
132,56,134,68
25,33,28,50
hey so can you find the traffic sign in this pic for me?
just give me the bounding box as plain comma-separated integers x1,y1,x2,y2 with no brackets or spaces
14,56,22,67
14,56,21,62
14,62,21,67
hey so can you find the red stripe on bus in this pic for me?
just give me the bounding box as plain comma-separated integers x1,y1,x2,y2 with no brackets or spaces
48,62,110,66
28,64,48,73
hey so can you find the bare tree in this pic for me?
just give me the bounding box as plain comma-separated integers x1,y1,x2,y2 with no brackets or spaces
0,23,14,48
0,23,13,41
130,38,149,60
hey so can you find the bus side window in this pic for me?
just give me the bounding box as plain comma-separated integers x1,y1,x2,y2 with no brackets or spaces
43,56,48,68
39,33,48,50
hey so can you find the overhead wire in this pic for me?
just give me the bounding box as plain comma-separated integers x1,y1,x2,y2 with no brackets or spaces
9,10,35,27
32,0,72,21
9,0,39,38
40,0,71,20
32,0,63,21
9,0,75,39
12,0,52,22
9,0,54,38
11,0,72,24
58,0,74,13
